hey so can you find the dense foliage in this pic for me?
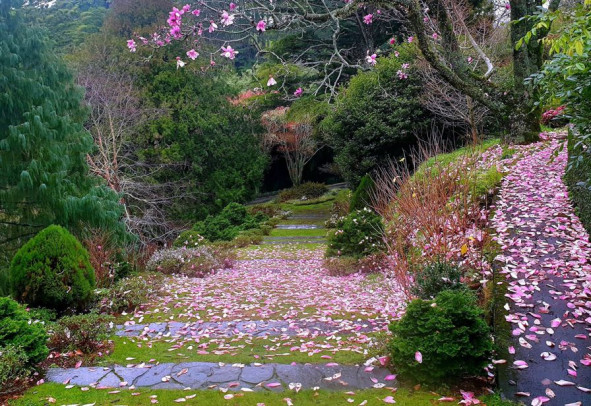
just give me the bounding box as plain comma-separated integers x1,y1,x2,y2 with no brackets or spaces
326,208,385,259
320,47,430,187
139,68,268,220
9,225,95,312
527,5,591,233
0,297,48,366
389,290,492,384
0,3,125,272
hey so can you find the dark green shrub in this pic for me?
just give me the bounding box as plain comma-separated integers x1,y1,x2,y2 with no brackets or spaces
389,290,492,384
411,261,466,299
49,312,114,354
9,225,95,312
349,175,375,212
278,182,328,202
0,297,48,366
192,203,268,242
326,208,385,259
219,202,249,225
0,345,29,394
565,129,591,235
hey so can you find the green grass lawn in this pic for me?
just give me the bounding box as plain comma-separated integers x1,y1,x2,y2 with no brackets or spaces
102,333,375,366
11,383,439,406
268,228,328,238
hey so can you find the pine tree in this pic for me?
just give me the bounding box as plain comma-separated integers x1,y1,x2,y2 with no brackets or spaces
0,1,126,252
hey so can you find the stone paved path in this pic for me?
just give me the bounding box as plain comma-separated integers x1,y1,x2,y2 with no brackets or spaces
46,362,395,391
116,318,387,338
492,138,591,405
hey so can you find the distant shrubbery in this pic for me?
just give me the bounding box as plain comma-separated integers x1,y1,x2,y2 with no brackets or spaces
389,290,492,384
9,225,96,312
326,208,385,259
190,203,268,242
278,182,328,202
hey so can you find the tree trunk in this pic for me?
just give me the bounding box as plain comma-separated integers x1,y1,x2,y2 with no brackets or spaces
510,0,543,142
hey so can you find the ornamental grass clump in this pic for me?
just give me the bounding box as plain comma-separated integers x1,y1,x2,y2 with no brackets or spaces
388,289,492,384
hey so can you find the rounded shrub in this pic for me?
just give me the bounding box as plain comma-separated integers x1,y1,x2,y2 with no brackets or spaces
349,174,375,212
9,225,96,312
411,261,466,299
0,297,48,366
388,290,492,384
326,208,385,258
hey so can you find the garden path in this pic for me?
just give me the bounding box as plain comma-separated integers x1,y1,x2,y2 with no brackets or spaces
492,137,591,405
47,203,404,392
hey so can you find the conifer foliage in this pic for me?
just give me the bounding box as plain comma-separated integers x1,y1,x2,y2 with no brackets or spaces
0,1,125,250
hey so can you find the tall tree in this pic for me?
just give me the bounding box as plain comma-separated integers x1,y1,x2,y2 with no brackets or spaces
0,1,125,251
136,0,565,140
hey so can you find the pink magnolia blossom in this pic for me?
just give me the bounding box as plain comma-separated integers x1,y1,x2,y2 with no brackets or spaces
363,14,373,24
394,51,400,57
192,9,201,16
401,63,410,69
221,46,238,59
505,2,511,9
229,2,237,11
221,11,235,26
389,37,396,45
424,16,429,22
415,351,422,363
467,56,473,63
365,53,377,66
256,20,266,32
170,25,182,39
267,76,277,87
176,57,185,69
186,49,199,60
407,36,414,43
209,21,218,33
432,32,438,40
397,69,408,79
293,87,303,97
127,39,136,52
459,391,480,405
182,4,191,13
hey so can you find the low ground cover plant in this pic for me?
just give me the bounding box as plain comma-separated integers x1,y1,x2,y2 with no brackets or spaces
146,245,234,277
93,273,165,314
9,225,96,312
49,312,114,354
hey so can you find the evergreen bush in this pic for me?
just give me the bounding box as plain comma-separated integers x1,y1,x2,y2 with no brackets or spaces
326,208,385,259
9,225,96,312
411,261,466,299
0,297,48,366
349,174,375,212
389,290,492,384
